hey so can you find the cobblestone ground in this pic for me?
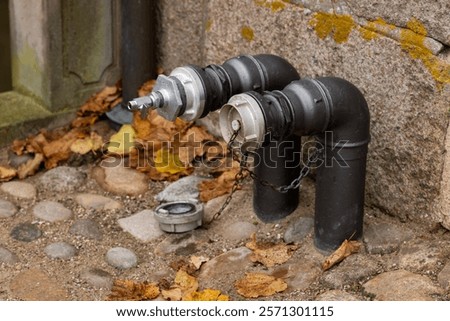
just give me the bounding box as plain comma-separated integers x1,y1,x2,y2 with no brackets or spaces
0,147,449,301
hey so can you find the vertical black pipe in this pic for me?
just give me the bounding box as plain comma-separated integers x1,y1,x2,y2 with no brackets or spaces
314,139,368,252
121,0,156,102
253,134,302,222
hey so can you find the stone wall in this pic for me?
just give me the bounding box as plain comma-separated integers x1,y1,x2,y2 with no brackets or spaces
157,0,450,228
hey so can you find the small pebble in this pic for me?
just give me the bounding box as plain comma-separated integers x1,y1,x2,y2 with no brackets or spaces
10,223,42,242
33,201,72,222
44,242,77,259
69,219,103,240
75,193,122,210
105,247,138,269
39,166,86,192
0,247,19,264
1,182,36,199
0,199,18,218
155,175,205,202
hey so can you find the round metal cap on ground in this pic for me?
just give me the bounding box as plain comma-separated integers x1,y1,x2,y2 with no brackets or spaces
154,201,203,233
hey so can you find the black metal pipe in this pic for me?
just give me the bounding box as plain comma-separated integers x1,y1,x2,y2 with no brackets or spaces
107,0,157,125
121,0,157,102
253,134,302,222
222,77,370,251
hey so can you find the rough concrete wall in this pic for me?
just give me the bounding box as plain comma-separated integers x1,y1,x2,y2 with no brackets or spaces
158,0,450,226
157,0,207,72
8,0,120,112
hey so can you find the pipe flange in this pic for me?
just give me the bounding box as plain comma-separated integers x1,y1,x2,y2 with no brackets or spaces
153,74,184,121
219,93,266,152
170,67,206,122
154,201,203,233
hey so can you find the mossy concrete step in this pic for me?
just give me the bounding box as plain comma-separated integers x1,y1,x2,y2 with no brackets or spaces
0,91,76,147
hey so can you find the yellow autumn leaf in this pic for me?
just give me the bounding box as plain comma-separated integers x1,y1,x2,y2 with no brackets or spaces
0,166,17,182
154,148,186,174
70,132,104,155
246,233,298,267
161,270,199,301
183,289,229,301
107,279,160,301
107,124,136,155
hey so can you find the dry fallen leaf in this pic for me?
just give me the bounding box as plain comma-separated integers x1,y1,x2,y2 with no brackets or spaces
161,270,199,301
107,124,136,155
246,233,298,268
189,255,209,270
183,289,229,301
235,272,287,298
107,279,160,301
70,132,103,155
17,153,44,179
321,239,361,271
154,148,188,175
198,165,241,202
0,166,17,182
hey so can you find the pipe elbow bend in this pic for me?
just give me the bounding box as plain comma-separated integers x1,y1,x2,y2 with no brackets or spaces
316,77,370,145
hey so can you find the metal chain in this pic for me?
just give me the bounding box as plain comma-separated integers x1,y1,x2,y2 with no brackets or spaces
209,126,323,223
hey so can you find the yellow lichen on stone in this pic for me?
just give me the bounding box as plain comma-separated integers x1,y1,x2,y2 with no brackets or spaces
205,19,213,32
254,0,286,12
309,12,355,44
241,25,255,42
400,18,450,85
359,17,395,41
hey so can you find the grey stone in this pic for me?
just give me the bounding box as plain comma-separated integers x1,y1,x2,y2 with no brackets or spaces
9,268,68,300
284,217,314,244
363,222,414,254
0,199,18,218
118,210,164,242
158,0,205,72
75,193,122,210
80,268,113,289
155,233,205,256
1,181,36,199
69,219,102,240
437,262,450,289
321,254,379,289
219,221,258,241
44,242,77,259
39,166,86,192
271,260,321,291
10,223,42,242
8,150,33,168
199,247,253,281
316,290,360,301
155,175,206,202
394,240,442,271
437,128,450,229
363,270,444,300
94,158,148,196
0,247,19,264
32,200,72,222
105,247,138,269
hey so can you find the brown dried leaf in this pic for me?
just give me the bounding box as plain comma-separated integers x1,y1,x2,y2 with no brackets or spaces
17,153,44,179
246,233,298,267
198,166,241,202
107,279,160,301
0,166,17,182
321,239,361,271
235,272,287,298
189,255,209,270
183,289,229,301
138,79,156,97
70,132,104,155
161,270,199,301
43,128,85,169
